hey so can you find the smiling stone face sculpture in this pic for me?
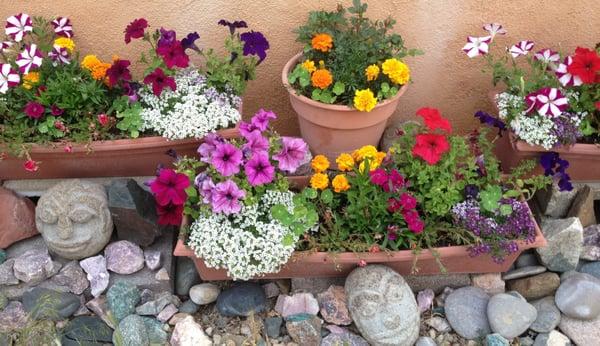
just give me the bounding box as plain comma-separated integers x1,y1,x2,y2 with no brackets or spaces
345,265,419,346
36,180,113,260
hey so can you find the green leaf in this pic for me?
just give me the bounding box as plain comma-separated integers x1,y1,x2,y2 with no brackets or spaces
321,189,334,204
311,89,322,101
332,82,345,95
291,222,306,235
38,123,48,133
303,188,318,199
282,233,295,246
499,204,513,216
271,204,292,222
480,185,502,212
185,186,198,198
381,82,390,93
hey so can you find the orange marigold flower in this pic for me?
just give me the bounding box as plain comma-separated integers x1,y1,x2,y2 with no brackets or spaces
311,69,333,89
311,33,333,52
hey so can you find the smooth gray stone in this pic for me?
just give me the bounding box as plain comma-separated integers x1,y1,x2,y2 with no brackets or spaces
487,292,537,339
530,296,561,332
555,272,600,320
502,266,547,280
444,286,491,339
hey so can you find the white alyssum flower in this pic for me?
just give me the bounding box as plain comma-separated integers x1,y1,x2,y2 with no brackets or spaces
188,190,298,281
139,68,241,140
510,114,557,149
495,92,525,121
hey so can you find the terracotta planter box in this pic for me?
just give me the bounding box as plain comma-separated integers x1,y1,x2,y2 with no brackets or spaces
282,52,407,166
0,126,240,180
174,203,546,281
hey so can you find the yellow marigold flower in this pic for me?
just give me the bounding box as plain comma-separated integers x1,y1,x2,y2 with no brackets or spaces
310,173,329,190
335,153,354,171
81,55,111,81
375,151,387,165
91,62,111,81
301,60,316,74
353,89,377,112
311,155,330,173
382,58,410,85
359,157,381,173
354,145,378,162
311,33,333,53
365,64,380,81
81,55,101,70
332,174,350,193
54,37,75,53
22,72,40,89
311,69,333,89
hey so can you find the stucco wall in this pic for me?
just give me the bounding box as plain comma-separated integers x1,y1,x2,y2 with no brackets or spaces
2,1,599,135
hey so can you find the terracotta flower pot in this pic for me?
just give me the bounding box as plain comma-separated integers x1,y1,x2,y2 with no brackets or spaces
282,53,408,165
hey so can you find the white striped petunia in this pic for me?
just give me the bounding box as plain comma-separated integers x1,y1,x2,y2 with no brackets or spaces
509,40,534,58
5,13,32,42
535,87,568,117
16,44,43,74
48,45,70,65
534,49,560,67
462,36,492,58
0,63,20,94
483,23,506,38
51,17,73,38
1,41,13,52
555,56,583,87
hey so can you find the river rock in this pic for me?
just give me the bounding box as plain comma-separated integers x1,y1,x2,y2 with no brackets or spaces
536,184,578,218
487,292,537,339
445,286,491,339
321,330,369,346
108,179,163,247
157,303,178,323
107,281,140,323
507,272,560,300
216,282,267,316
516,251,539,268
285,313,322,346
581,225,600,261
113,314,149,346
0,301,28,333
533,330,570,346
0,249,6,265
502,266,547,280
580,261,600,279
530,296,561,333
472,273,505,295
179,300,199,314
144,250,162,271
170,315,212,346
12,249,56,284
567,185,596,227
405,273,471,293
22,287,80,320
486,333,510,346
345,265,419,346
0,259,18,285
0,186,38,248
536,218,583,272
317,285,352,325
175,257,201,295
50,261,89,295
275,292,320,318
559,313,600,346
62,316,113,344
105,240,145,275
80,255,110,297
426,316,452,333
415,336,438,346
189,283,220,305
555,272,600,320
265,316,283,338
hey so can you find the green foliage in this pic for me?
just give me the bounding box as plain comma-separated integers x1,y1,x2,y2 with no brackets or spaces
271,188,319,246
112,96,143,138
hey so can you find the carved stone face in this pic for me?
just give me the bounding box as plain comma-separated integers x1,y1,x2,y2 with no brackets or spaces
36,180,113,260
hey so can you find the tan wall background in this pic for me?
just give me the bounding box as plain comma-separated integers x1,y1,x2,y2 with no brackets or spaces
2,0,599,135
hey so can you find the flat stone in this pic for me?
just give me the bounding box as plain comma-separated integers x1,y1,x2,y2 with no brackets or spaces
85,296,115,329
13,249,55,284
107,281,141,323
178,300,199,314
3,176,153,197
581,225,600,261
537,217,583,272
536,184,578,218
262,282,280,298
533,330,570,346
530,296,561,333
346,265,419,346
417,289,435,312
415,336,437,346
472,273,505,295
136,292,180,316
567,185,596,227
62,316,113,344
189,283,220,305
80,255,110,297
502,266,547,280
108,179,164,247
0,186,38,248
317,285,351,325
445,286,491,339
142,316,168,344
0,259,18,285
291,277,345,295
405,273,471,293
559,313,600,346
216,282,267,317
168,312,190,326
265,316,283,338
155,267,170,281
113,314,149,346
144,250,162,271
105,240,145,275
22,287,80,321
321,330,369,346
275,292,320,318
580,261,600,279
487,292,537,339
50,260,89,295
555,272,600,320
170,315,212,346
285,313,322,346
486,333,510,346
157,303,178,323
175,256,200,296
0,301,28,333
507,272,560,300
515,251,539,268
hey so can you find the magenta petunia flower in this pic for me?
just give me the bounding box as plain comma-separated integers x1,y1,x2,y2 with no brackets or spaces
369,168,388,187
143,68,176,96
24,101,44,120
211,142,243,177
0,63,20,94
534,49,560,66
124,18,148,44
535,87,568,117
1,41,13,52
48,46,70,65
482,23,506,37
51,105,64,116
273,137,308,173
244,152,275,186
240,31,269,62
197,133,223,162
387,198,402,213
149,168,190,206
387,169,405,191
156,202,184,226
16,44,43,74
555,56,583,87
156,40,189,69
211,179,246,214
51,17,73,38
524,91,539,114
250,108,277,132
5,13,32,42
242,130,270,156
399,193,417,210
106,59,132,87
462,36,491,58
509,40,534,58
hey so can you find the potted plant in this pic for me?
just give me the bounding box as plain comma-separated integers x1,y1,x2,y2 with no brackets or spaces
169,107,549,280
464,23,600,183
0,14,269,179
282,0,422,165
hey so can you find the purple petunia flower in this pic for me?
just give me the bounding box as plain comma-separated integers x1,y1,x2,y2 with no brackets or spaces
540,152,573,191
239,121,259,138
474,111,506,134
250,109,277,132
197,133,223,162
242,130,270,156
218,19,248,35
211,142,243,176
273,137,308,173
240,31,269,62
158,27,177,48
211,179,245,214
182,32,200,51
244,152,275,186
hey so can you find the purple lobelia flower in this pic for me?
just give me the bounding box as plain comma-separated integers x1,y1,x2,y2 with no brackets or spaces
211,142,243,176
244,152,275,186
197,133,223,162
211,179,245,214
250,109,277,132
182,32,200,51
273,137,308,173
158,27,177,48
218,19,247,35
242,130,270,156
240,31,269,63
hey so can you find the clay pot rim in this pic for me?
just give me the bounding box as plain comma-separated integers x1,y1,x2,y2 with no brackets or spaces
282,52,408,113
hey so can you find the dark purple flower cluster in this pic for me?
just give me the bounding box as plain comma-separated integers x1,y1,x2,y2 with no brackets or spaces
552,114,582,146
540,152,573,191
452,198,536,263
474,111,506,135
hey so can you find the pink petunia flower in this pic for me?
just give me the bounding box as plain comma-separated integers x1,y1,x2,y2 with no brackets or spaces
534,49,560,66
535,87,568,117
462,36,492,58
244,152,275,186
197,133,223,163
149,168,190,206
483,23,506,37
250,109,277,132
242,130,270,156
211,142,243,177
48,46,70,65
51,17,73,38
23,159,39,172
554,56,583,87
16,44,43,74
63,145,72,153
97,113,109,126
0,63,20,94
199,177,215,204
273,137,308,173
211,179,246,214
357,259,367,267
509,40,534,58
5,13,32,42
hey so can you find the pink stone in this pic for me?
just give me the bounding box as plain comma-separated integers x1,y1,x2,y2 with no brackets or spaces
317,285,352,325
472,273,506,295
0,187,38,248
274,292,319,318
417,289,435,313
105,240,144,274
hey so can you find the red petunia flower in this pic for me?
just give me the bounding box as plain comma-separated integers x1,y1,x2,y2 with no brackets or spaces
412,133,450,165
567,47,600,84
150,168,190,206
143,68,176,96
416,107,452,133
156,40,189,69
23,159,39,172
595,101,600,111
124,18,148,44
156,202,184,226
105,59,132,87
